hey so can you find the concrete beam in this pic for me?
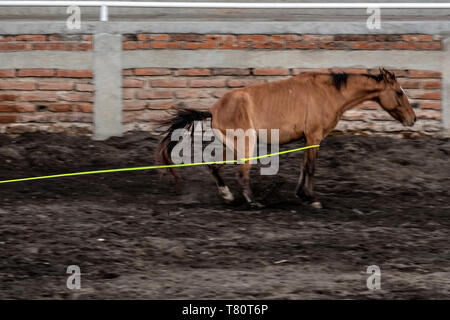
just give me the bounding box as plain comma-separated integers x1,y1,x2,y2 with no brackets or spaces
93,33,122,140
1,20,450,35
0,51,92,69
123,49,444,70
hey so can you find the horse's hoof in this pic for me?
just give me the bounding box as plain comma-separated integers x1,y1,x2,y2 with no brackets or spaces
310,201,322,209
219,186,234,203
249,201,265,209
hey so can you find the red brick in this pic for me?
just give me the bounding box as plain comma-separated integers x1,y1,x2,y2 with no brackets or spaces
74,103,93,113
48,35,62,41
0,35,15,42
123,89,135,100
422,81,441,89
151,34,170,41
334,35,368,41
151,41,182,49
0,115,16,123
65,43,92,51
137,34,151,41
175,69,211,76
122,69,134,76
212,68,250,76
148,100,173,109
218,43,249,49
18,69,54,77
398,79,420,89
415,42,441,50
387,42,417,50
190,79,226,88
48,104,73,112
123,41,139,50
351,42,385,50
418,91,441,100
19,92,58,101
171,34,204,42
302,35,334,41
419,101,441,110
0,81,35,90
342,112,366,121
238,35,268,42
151,79,187,88
211,89,229,98
135,68,171,76
137,42,151,49
253,42,283,49
136,90,173,99
31,43,66,50
56,70,93,78
416,109,441,120
82,35,94,41
174,89,211,99
0,105,16,112
271,35,299,42
285,41,318,49
0,69,15,77
123,79,145,88
185,41,216,49
60,92,94,102
208,35,236,42
38,82,74,90
16,35,46,41
0,104,35,112
0,43,29,51
401,34,433,42
123,101,147,111
75,83,94,92
0,94,17,101
253,68,289,76
409,70,441,78
227,79,265,87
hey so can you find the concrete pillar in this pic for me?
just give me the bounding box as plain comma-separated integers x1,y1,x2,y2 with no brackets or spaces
93,33,122,140
443,37,450,136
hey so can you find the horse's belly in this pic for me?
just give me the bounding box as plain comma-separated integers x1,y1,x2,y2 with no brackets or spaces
256,124,304,145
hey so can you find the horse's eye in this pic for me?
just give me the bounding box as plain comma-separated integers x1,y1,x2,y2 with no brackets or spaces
396,91,403,97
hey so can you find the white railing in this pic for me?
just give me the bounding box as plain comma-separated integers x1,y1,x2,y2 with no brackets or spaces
0,1,449,22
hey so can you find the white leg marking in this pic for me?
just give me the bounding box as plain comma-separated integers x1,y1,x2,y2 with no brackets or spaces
218,186,234,202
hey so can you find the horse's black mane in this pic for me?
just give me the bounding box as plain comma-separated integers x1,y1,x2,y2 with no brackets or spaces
330,71,389,90
364,73,386,82
330,73,348,90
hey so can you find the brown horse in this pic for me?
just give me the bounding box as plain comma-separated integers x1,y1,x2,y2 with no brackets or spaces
157,68,416,208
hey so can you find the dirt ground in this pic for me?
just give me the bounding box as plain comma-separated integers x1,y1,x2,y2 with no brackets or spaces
0,132,448,299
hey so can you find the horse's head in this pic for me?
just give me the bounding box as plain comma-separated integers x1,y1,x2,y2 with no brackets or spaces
377,68,417,127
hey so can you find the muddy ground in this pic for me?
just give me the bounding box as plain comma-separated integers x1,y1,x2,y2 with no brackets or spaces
0,132,448,299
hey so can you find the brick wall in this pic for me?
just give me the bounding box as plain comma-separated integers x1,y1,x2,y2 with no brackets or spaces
0,34,92,51
122,67,442,136
122,34,443,50
0,33,444,136
0,68,93,134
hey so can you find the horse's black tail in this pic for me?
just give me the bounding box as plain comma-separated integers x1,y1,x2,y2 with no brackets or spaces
155,106,211,180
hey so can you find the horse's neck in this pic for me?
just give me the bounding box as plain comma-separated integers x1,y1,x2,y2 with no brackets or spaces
338,76,382,113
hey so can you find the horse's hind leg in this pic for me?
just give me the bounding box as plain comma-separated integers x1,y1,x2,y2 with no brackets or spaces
208,163,234,203
235,131,263,208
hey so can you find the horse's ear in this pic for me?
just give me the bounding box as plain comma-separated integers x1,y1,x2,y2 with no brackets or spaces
380,67,396,82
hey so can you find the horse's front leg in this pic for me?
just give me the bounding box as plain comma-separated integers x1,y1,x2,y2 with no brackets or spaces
295,141,321,209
